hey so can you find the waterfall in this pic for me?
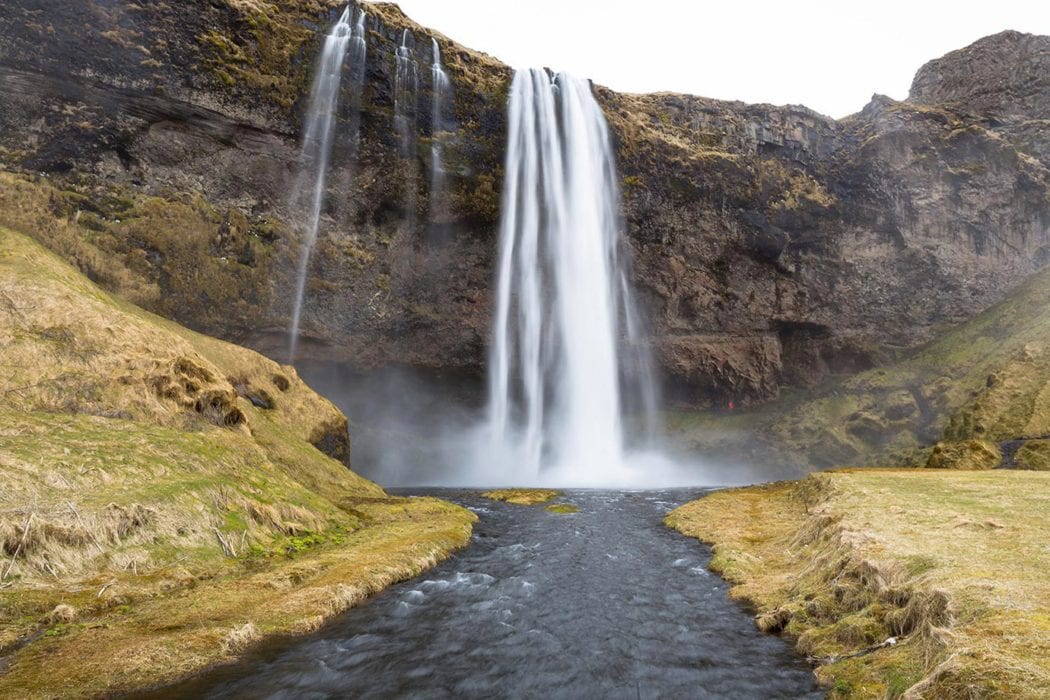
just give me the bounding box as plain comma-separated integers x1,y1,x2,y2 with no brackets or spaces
287,5,362,362
347,9,368,154
393,29,419,235
486,69,660,483
428,37,450,233
394,29,418,158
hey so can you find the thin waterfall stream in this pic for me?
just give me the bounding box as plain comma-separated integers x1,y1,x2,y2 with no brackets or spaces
428,37,450,237
287,5,366,362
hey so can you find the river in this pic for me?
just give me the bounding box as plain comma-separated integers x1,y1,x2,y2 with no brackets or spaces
153,489,820,699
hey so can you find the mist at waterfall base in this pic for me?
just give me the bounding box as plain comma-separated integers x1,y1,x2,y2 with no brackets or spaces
296,66,789,489
298,361,787,489
284,14,788,487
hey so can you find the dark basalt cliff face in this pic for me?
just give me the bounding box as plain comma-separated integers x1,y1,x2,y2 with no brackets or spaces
1,0,1048,408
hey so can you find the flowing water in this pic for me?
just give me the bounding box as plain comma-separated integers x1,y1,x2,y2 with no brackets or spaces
394,29,419,158
428,37,450,236
287,5,365,362
486,70,660,485
394,28,420,234
154,490,820,699
346,10,368,155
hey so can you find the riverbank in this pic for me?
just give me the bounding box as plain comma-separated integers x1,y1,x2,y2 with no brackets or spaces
667,470,1050,698
0,226,476,697
153,489,820,698
0,495,474,699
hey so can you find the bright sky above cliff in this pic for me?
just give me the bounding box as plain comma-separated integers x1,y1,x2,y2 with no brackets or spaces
393,0,1050,118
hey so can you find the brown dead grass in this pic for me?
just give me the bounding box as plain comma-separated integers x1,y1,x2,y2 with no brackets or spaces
0,226,476,697
667,470,1050,698
0,496,473,699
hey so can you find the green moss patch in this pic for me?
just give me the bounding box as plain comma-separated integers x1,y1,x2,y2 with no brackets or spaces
667,263,1050,472
480,489,560,506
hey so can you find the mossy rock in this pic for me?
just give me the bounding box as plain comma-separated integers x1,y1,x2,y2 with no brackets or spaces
544,503,579,514
1015,440,1050,471
925,440,1002,469
845,410,889,441
481,489,559,506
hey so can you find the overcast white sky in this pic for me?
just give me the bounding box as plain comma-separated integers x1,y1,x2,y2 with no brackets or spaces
393,0,1050,118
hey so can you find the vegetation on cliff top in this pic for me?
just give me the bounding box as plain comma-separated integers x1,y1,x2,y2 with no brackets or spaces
668,470,1050,698
0,226,475,698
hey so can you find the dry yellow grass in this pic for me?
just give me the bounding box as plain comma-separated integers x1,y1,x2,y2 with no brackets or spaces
480,489,561,505
667,470,1050,698
0,494,473,698
0,226,476,697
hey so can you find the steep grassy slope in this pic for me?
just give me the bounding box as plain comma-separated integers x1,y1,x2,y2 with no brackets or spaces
668,470,1050,698
668,259,1050,471
0,226,474,697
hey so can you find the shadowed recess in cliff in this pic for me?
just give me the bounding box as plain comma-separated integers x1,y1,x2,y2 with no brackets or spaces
287,5,366,363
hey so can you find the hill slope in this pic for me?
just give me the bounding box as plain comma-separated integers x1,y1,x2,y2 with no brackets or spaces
668,257,1050,472
0,226,474,697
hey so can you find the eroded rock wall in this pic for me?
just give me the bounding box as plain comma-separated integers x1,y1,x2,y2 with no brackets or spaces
1,1,1048,407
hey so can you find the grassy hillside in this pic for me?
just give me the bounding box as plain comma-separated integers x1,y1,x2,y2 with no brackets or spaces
667,260,1050,471
668,470,1050,698
0,226,474,697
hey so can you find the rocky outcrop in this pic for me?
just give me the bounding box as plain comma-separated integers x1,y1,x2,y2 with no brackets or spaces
0,2,1048,408
909,31,1050,193
911,31,1049,116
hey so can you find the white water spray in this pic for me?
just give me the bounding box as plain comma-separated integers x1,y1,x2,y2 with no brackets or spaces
287,6,363,362
485,69,661,485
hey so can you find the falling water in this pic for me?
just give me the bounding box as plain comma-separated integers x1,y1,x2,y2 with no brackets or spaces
346,9,368,154
286,6,356,362
428,37,450,231
394,29,418,158
486,69,660,484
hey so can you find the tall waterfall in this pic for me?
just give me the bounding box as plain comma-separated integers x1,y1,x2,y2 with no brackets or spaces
428,37,450,231
486,69,660,484
287,6,364,362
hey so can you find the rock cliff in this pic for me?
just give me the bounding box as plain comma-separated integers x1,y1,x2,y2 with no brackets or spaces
1,1,1048,408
